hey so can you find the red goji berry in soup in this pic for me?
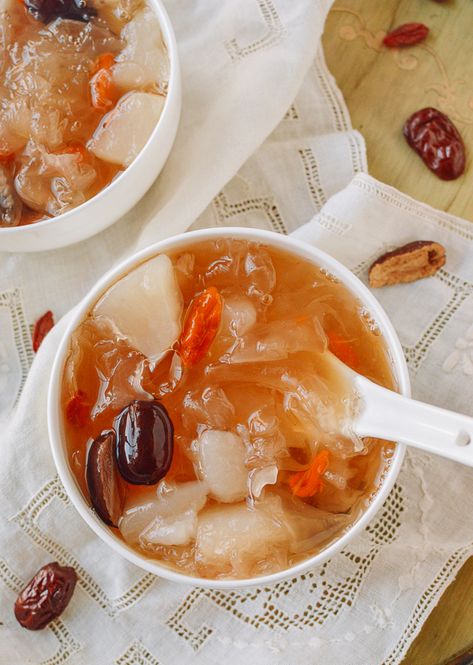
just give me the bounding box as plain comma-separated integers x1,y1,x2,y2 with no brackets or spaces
289,450,330,498
65,391,90,428
178,287,223,367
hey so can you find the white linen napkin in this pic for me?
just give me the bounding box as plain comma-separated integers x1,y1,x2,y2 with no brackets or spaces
1,1,473,664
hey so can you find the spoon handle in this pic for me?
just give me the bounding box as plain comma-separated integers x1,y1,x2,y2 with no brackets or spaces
353,375,473,466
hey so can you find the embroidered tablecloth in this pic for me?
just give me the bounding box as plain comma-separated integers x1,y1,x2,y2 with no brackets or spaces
2,1,473,663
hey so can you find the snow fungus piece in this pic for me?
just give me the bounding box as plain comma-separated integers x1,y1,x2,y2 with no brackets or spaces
193,430,248,503
221,294,257,337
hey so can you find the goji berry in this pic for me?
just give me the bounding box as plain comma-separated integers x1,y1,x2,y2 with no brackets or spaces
383,22,429,48
289,450,330,498
90,68,116,110
90,52,115,75
32,310,54,353
65,391,89,428
178,287,223,367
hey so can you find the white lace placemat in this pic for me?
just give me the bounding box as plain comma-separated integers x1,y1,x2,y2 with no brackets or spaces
2,0,473,663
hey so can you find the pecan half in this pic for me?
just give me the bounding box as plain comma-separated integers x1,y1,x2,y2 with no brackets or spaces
369,241,446,288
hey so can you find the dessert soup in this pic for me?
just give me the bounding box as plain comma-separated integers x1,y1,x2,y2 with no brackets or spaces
62,239,396,580
0,0,168,226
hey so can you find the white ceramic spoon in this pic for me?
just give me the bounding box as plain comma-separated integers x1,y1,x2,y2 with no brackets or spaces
329,353,473,466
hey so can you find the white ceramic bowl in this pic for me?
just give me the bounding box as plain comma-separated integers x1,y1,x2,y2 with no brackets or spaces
48,227,410,589
0,0,181,253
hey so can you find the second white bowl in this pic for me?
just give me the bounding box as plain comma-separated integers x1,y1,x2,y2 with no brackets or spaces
0,0,181,253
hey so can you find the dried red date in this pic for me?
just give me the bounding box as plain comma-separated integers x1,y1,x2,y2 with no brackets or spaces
369,240,446,287
86,430,124,527
403,108,466,180
383,23,429,48
14,562,77,630
116,400,173,485
24,0,97,23
32,310,54,353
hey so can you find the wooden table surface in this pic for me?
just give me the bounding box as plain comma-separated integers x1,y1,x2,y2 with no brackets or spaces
322,1,473,663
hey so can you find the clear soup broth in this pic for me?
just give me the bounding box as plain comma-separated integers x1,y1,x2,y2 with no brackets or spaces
0,0,168,226
62,239,396,580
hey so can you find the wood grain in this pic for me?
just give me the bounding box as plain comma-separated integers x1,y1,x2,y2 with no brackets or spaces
323,0,473,221
322,1,473,663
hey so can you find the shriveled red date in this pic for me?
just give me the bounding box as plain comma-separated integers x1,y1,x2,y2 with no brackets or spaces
403,108,466,180
383,23,429,48
14,562,77,630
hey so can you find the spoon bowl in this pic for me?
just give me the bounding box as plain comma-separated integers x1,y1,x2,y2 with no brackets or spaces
325,351,473,466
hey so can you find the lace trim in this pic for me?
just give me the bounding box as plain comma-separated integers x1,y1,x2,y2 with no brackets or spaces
385,544,473,664
115,640,161,665
0,557,24,593
316,211,351,236
0,288,34,407
403,268,473,374
166,485,404,651
12,476,157,617
225,0,285,61
283,104,299,120
347,131,367,174
212,191,288,235
313,47,351,133
299,148,327,211
353,175,473,242
42,623,82,665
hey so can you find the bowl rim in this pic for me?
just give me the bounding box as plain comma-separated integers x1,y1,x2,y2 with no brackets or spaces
0,0,179,238
47,226,410,590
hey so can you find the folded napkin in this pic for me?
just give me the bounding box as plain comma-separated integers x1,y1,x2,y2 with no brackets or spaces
2,1,473,664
